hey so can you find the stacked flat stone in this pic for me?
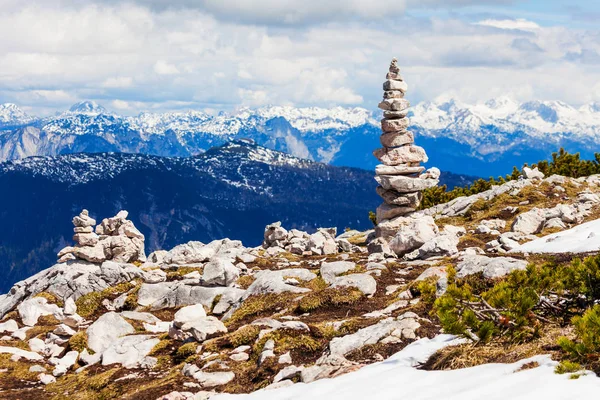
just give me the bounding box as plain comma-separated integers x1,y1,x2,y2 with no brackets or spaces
57,210,146,264
373,58,440,224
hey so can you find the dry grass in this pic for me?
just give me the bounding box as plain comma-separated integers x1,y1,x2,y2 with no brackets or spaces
165,266,203,281
421,326,572,371
68,331,89,353
295,288,364,313
34,291,64,307
225,293,296,327
236,275,255,290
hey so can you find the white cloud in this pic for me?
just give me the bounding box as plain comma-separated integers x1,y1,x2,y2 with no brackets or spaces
0,2,599,116
238,88,269,107
475,18,540,32
154,60,180,75
111,99,131,110
102,77,133,88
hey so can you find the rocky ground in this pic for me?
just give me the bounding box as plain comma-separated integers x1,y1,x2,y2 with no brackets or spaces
1,170,600,400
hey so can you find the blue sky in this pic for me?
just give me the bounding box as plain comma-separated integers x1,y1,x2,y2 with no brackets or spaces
0,0,598,115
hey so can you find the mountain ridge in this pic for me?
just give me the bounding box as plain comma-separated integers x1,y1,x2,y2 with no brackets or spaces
3,99,600,177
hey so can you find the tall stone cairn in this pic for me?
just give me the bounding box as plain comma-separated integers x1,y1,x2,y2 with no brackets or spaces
373,58,440,226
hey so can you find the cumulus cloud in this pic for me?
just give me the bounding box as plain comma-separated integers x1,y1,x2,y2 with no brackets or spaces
0,1,598,115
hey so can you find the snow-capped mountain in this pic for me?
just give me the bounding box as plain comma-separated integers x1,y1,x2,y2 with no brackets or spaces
0,103,37,128
3,98,600,176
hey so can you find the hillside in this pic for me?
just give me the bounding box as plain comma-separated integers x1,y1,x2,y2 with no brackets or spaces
1,169,600,399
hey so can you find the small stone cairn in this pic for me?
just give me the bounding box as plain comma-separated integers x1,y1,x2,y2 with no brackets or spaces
373,58,440,225
57,210,146,264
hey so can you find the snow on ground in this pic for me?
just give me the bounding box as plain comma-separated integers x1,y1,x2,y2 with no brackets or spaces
214,335,600,400
513,219,600,254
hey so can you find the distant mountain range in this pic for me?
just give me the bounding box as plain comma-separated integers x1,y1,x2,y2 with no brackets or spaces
2,99,600,177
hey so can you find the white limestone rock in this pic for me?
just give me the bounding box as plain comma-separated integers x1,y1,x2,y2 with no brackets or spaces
173,304,207,328
376,203,415,222
182,364,235,388
0,346,43,361
320,261,356,284
523,167,545,180
50,350,78,377
17,297,63,326
0,319,18,334
331,274,377,297
384,216,439,256
101,335,160,368
512,208,547,235
137,282,244,311
381,118,410,133
87,312,135,353
408,234,459,260
242,270,313,299
202,258,240,287
456,255,527,279
72,210,96,228
323,312,421,361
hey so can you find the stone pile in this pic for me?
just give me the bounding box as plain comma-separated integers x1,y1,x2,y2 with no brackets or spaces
57,210,146,264
373,58,439,224
262,222,364,256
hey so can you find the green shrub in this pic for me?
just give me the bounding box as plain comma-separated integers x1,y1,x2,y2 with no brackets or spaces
559,305,600,359
434,255,600,343
555,360,582,375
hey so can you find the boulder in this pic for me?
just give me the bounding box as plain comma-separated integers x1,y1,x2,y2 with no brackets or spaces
415,266,448,296
173,304,207,328
17,297,63,327
330,274,377,297
242,269,315,300
202,258,240,287
50,351,78,377
366,237,395,258
0,319,19,334
263,222,289,248
512,208,546,234
320,261,356,284
308,230,337,255
456,255,527,279
383,216,439,255
544,217,567,230
102,335,160,368
523,167,545,180
182,364,235,388
0,346,43,361
408,234,459,260
323,312,421,360
137,282,244,310
87,312,135,353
